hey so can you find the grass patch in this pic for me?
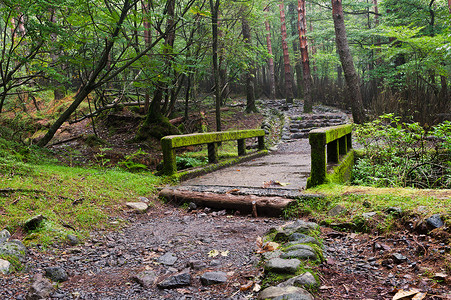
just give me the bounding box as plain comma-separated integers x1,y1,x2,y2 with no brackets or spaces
0,163,166,247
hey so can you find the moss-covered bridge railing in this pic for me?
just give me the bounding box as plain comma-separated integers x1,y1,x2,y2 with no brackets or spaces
307,124,354,188
161,129,266,176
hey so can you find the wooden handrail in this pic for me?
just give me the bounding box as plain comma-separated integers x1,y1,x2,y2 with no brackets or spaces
161,129,265,175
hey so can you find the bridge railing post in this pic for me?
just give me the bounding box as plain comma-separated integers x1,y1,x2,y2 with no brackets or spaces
307,124,354,188
162,138,177,176
237,139,246,156
208,142,219,163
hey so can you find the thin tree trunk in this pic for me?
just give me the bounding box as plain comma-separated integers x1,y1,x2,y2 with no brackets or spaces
143,0,152,113
242,16,257,113
297,0,313,113
264,5,276,100
331,0,365,124
210,0,221,131
279,1,294,104
38,0,132,147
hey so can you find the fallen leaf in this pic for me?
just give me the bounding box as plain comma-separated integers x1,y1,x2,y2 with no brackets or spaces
208,249,219,257
263,242,280,251
176,288,191,294
221,250,229,257
412,293,426,300
226,189,240,194
319,285,334,290
252,283,261,292
256,236,263,248
393,289,421,300
240,281,253,291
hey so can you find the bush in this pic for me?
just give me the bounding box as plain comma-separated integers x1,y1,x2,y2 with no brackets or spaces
353,114,450,188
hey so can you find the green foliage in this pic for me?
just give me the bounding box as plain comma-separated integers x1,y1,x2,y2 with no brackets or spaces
176,155,206,170
353,114,451,188
118,149,149,172
283,196,331,219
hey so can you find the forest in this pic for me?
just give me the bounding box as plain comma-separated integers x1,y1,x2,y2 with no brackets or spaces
0,0,449,146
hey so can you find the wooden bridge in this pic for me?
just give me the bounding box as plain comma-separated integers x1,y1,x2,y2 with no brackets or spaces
159,124,354,216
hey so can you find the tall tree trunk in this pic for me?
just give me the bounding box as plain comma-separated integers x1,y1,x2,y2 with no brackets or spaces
264,5,276,100
143,0,152,113
331,0,365,124
210,0,221,131
297,0,313,113
279,1,294,104
242,16,257,113
289,2,301,98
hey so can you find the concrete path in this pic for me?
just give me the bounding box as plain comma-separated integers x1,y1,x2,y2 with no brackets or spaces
180,139,311,196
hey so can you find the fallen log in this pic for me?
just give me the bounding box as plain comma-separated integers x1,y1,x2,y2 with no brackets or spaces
159,188,295,217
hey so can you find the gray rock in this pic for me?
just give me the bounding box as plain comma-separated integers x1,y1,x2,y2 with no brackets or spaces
284,244,316,253
278,272,318,288
26,274,55,300
386,207,402,215
0,258,11,274
274,220,319,241
0,229,11,244
139,196,150,203
280,249,317,260
187,202,197,211
327,205,347,217
262,250,282,260
200,271,227,285
258,286,314,300
157,252,177,266
188,260,206,270
132,270,157,288
24,214,46,231
427,214,444,229
362,212,377,219
0,241,27,261
265,258,301,274
126,202,148,213
288,234,321,246
392,253,407,264
66,234,79,246
45,267,68,282
157,272,191,289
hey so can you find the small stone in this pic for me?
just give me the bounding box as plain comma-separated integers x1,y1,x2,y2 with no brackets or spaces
132,270,157,288
187,202,197,211
210,259,221,267
66,234,79,246
0,258,11,274
0,229,11,244
426,214,444,229
188,260,206,270
280,249,317,261
24,215,46,231
45,267,68,282
125,202,148,213
157,272,191,289
284,244,316,253
0,241,27,261
392,253,407,264
139,196,150,203
157,252,177,266
258,286,314,300
327,205,347,217
278,272,318,288
200,271,227,285
265,258,301,274
386,207,402,215
362,212,377,219
262,250,282,260
26,274,55,300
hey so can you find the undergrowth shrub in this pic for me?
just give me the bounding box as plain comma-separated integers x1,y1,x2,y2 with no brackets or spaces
353,114,451,188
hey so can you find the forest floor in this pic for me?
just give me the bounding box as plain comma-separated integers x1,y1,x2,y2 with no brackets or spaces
1,99,450,299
